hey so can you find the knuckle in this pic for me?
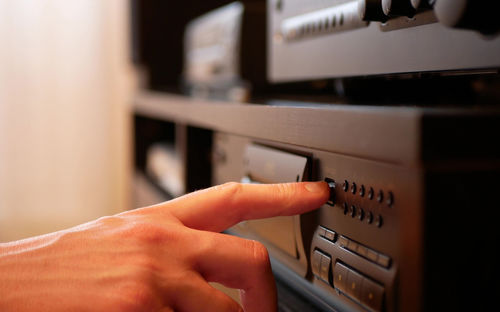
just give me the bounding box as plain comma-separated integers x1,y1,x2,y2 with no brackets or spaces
273,183,293,201
219,182,244,198
248,240,270,270
118,279,157,311
128,222,171,245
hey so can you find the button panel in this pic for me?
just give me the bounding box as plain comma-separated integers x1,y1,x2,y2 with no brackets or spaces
340,235,392,269
333,263,385,312
324,176,395,230
281,1,369,41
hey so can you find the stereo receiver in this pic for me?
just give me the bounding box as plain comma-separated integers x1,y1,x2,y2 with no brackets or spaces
268,0,500,82
212,104,500,312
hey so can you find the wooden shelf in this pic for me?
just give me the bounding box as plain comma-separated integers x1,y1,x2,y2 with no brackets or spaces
134,91,421,166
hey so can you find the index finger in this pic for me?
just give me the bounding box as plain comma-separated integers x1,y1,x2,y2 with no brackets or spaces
162,181,329,232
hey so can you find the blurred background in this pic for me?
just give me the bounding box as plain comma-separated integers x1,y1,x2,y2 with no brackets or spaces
0,0,136,241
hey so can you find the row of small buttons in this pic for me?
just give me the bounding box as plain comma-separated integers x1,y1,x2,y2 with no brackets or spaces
287,14,346,39
281,1,368,42
342,202,383,228
342,180,394,207
334,262,384,312
337,236,391,268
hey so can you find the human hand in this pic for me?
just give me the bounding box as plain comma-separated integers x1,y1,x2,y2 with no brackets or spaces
0,182,329,312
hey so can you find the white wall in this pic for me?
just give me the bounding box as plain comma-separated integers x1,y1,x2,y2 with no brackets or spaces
0,0,135,241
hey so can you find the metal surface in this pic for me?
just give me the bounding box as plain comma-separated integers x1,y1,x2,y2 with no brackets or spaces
268,0,500,82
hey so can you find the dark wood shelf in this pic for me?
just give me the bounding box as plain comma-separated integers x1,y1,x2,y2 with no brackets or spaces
134,91,422,166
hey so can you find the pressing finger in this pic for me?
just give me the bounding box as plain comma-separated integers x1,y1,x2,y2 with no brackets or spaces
165,181,329,232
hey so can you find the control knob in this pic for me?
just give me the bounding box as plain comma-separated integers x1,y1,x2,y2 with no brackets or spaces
410,0,435,10
382,0,416,17
358,0,388,22
434,0,500,34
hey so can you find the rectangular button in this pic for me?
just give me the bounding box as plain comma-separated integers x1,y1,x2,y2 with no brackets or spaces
337,236,349,248
333,262,348,293
377,253,391,268
366,248,379,263
346,268,363,300
361,278,385,312
312,250,322,277
319,254,331,284
317,227,327,238
356,244,369,258
346,239,358,253
324,229,336,242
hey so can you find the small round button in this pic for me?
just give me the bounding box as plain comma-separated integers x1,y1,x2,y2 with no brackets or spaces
382,0,416,17
343,202,349,215
377,190,384,203
359,185,365,197
357,208,365,221
368,187,374,200
366,211,373,224
351,182,357,194
386,191,394,207
375,214,383,228
343,180,349,192
349,205,356,218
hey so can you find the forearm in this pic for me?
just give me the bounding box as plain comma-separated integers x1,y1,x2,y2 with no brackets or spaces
0,232,64,310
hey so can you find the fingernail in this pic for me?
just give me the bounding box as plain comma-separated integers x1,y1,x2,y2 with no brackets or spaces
304,182,327,193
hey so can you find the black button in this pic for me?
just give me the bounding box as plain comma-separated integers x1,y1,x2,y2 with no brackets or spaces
386,191,394,207
377,190,384,203
325,178,336,206
375,214,383,228
368,187,374,200
366,211,373,224
346,269,363,300
359,185,365,197
351,182,357,194
357,207,365,221
333,262,348,292
343,180,349,192
361,278,385,312
349,205,356,218
343,202,348,215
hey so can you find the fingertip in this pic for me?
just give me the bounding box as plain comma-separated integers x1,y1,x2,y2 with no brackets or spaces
303,181,330,204
304,181,329,194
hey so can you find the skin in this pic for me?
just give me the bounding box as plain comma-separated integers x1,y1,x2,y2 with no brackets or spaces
0,181,329,312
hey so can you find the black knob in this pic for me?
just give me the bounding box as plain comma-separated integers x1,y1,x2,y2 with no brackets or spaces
358,0,388,22
410,0,435,10
434,0,500,34
382,0,416,17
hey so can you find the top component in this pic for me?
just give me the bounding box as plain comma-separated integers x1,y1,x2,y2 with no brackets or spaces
268,0,500,82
